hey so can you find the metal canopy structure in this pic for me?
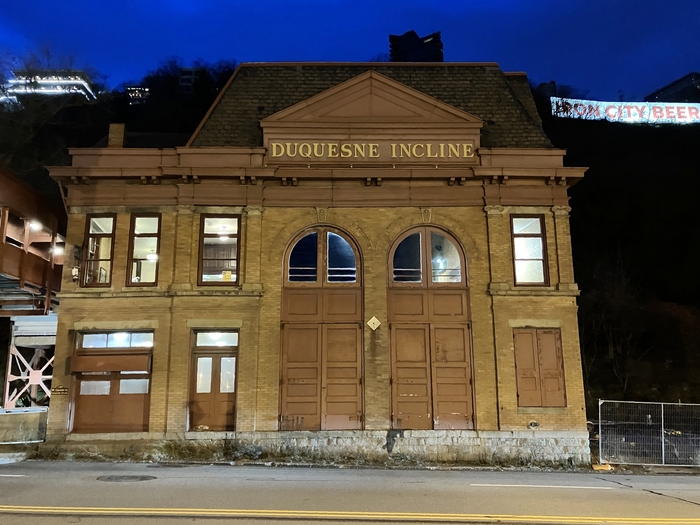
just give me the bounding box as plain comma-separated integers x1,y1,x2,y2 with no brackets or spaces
0,167,66,316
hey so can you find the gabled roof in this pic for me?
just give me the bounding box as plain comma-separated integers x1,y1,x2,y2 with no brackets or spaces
261,70,482,126
189,62,552,149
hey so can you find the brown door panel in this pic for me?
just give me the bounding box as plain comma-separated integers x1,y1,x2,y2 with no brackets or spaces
388,290,429,322
394,402,432,430
537,329,567,408
513,329,543,407
281,325,322,430
112,393,150,432
323,289,362,322
322,324,362,430
431,325,473,430
391,324,432,429
282,289,323,322
428,290,469,322
73,390,114,433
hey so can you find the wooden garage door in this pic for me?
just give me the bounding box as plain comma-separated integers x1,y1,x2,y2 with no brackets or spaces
73,373,150,433
391,324,473,430
281,323,362,430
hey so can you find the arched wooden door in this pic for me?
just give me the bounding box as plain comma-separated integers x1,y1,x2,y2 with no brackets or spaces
280,228,363,431
388,227,474,430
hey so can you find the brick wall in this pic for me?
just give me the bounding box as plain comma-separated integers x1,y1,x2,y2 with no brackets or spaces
47,203,585,439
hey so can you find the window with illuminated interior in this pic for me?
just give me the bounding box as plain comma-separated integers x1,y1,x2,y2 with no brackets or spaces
199,215,240,285
83,215,115,287
127,215,161,286
511,216,548,286
390,227,463,286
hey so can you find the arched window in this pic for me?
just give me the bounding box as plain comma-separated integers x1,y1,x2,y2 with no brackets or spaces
287,228,359,285
390,227,465,286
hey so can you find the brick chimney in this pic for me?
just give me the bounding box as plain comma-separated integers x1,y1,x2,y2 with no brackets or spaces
107,123,126,148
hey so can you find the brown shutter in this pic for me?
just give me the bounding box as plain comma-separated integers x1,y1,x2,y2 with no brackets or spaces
431,325,473,429
280,325,321,430
537,329,566,407
513,328,542,407
391,324,432,429
322,324,362,430
71,354,151,373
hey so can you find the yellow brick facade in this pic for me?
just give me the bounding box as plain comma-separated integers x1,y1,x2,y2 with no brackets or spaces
46,203,586,439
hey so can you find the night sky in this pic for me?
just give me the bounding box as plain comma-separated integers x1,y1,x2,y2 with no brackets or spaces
1,0,699,100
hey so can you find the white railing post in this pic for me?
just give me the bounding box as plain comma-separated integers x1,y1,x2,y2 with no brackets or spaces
661,403,665,465
599,399,603,464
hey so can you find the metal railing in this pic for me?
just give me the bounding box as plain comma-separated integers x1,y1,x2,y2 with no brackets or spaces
599,399,700,466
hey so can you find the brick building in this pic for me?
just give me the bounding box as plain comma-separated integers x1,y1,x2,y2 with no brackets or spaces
46,63,589,464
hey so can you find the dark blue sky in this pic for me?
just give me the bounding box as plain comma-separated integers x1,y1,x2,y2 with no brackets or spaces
1,0,699,100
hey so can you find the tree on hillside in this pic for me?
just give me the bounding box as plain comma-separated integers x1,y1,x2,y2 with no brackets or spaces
120,57,237,133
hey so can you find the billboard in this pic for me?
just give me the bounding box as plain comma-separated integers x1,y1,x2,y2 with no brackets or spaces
551,97,700,125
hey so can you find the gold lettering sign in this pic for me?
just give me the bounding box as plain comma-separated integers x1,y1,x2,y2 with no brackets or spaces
267,141,476,163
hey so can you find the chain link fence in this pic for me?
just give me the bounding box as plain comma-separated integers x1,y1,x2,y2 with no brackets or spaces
599,400,700,466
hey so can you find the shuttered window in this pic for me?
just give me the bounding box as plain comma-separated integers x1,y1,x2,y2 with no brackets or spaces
513,328,566,407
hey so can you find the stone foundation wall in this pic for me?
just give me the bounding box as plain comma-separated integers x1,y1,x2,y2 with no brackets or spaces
0,409,48,444
38,430,590,467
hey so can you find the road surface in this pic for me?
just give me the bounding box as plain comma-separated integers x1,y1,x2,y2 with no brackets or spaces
2,461,700,524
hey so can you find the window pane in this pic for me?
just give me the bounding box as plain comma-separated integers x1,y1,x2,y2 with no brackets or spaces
289,232,318,282
202,237,237,282
82,333,107,348
130,332,154,348
131,260,158,284
133,237,158,258
84,260,111,285
430,232,461,283
515,260,545,284
119,379,149,394
107,332,131,348
196,332,238,347
203,217,238,235
196,357,212,393
89,217,114,234
514,237,543,260
89,236,112,260
220,357,236,393
393,232,422,282
80,381,110,395
512,217,541,234
134,217,159,235
327,232,356,282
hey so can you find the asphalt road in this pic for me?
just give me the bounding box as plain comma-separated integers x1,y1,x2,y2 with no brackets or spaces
2,461,700,524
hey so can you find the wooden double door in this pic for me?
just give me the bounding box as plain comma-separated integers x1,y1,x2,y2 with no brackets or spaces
389,288,474,430
281,288,363,430
190,352,237,431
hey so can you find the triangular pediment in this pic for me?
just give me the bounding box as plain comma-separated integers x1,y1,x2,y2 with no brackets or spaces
261,70,483,125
